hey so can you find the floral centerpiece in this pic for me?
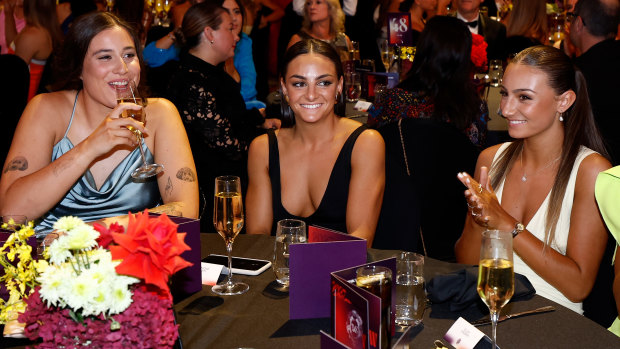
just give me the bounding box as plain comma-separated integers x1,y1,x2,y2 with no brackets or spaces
0,220,39,328
1,211,192,348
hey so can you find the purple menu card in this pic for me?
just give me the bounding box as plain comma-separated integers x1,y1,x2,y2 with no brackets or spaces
288,226,367,319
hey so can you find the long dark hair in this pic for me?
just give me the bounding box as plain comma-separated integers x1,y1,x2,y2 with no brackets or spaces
279,39,345,127
176,0,226,49
398,16,480,132
490,46,608,247
52,12,143,91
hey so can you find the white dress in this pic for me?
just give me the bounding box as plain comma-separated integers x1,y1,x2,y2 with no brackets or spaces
493,142,596,314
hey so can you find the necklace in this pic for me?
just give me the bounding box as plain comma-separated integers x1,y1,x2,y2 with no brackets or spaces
520,149,561,182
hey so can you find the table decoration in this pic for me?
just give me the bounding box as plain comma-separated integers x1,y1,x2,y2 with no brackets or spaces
0,219,38,337
8,211,191,348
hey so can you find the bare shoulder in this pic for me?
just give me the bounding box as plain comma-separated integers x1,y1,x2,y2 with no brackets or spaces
287,34,301,49
577,152,612,186
478,143,506,168
21,91,75,137
144,98,180,124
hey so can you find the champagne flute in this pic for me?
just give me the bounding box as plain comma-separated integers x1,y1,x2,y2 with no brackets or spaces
380,39,391,72
115,81,164,179
477,229,514,349
212,176,249,295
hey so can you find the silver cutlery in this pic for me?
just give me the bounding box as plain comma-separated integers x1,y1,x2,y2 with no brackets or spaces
471,305,555,326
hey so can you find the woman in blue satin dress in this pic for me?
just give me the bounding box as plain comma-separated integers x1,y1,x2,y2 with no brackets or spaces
0,12,199,237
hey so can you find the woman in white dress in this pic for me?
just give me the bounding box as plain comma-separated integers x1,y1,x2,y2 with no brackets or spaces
455,46,611,314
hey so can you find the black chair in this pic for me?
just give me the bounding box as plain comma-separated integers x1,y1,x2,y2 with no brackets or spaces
373,118,480,261
0,54,29,165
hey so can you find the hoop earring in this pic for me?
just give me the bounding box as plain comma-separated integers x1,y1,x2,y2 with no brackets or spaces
497,108,504,118
280,92,294,126
335,92,341,103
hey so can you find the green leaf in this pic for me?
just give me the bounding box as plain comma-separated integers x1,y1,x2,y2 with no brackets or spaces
68,309,85,324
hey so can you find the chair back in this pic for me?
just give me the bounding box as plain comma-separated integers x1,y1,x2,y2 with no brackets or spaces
374,118,479,261
0,54,29,164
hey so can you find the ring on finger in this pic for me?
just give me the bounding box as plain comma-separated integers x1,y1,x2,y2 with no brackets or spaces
477,183,483,194
467,202,475,209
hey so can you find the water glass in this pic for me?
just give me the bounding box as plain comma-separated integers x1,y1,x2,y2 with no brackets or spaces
356,265,392,349
488,60,503,87
395,252,425,327
273,219,306,288
345,72,362,102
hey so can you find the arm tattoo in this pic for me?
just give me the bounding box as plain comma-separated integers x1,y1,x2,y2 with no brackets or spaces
3,156,28,173
165,176,173,198
176,167,196,182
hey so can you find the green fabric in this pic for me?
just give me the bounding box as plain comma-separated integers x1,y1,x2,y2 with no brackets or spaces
609,317,620,337
595,166,620,244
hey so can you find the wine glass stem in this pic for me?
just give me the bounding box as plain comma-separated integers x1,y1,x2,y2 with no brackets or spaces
135,132,149,167
490,311,499,349
225,241,234,286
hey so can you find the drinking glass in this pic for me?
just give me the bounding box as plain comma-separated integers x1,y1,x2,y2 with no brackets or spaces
212,176,248,295
488,60,503,87
115,81,164,179
349,41,360,62
105,0,115,12
356,265,392,349
395,252,425,327
548,13,566,43
380,40,391,72
345,72,361,102
477,229,514,349
273,219,307,289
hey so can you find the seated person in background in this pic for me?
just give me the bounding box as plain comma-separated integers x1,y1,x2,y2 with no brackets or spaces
369,16,482,261
0,12,199,237
595,166,620,336
368,16,488,148
1,0,26,55
143,0,265,109
8,0,63,101
287,0,352,64
246,39,385,247
455,46,611,314
503,0,548,58
454,0,506,61
167,0,279,232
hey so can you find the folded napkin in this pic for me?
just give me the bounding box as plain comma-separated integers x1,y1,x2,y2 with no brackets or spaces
426,266,536,321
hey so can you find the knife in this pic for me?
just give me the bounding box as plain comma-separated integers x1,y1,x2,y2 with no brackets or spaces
471,305,556,326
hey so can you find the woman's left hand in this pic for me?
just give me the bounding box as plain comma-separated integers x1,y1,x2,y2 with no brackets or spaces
457,167,514,231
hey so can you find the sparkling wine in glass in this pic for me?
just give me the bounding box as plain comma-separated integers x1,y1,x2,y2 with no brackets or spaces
380,40,391,72
115,81,164,179
477,229,515,349
212,176,249,296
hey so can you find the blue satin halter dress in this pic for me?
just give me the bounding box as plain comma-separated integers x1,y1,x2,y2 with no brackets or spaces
35,91,161,236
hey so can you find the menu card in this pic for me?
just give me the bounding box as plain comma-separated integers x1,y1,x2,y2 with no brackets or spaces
322,258,397,349
289,226,367,319
150,214,202,300
387,12,414,46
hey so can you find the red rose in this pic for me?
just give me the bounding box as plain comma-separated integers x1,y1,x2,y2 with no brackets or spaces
471,33,488,71
94,222,125,249
109,210,192,299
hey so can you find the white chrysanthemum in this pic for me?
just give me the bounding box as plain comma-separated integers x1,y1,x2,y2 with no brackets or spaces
38,264,73,307
52,216,86,233
65,271,99,311
47,235,71,265
65,224,99,251
108,282,134,314
84,287,111,317
87,248,113,265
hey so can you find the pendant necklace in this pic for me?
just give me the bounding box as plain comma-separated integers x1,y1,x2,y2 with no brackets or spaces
520,149,561,182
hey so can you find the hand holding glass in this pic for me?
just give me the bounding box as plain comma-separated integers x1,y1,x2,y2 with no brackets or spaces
114,82,164,179
477,229,514,349
212,176,249,295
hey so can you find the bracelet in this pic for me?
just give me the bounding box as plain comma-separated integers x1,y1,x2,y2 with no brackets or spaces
168,32,176,41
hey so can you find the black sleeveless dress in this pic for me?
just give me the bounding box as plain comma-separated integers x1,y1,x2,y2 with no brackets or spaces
267,125,368,235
